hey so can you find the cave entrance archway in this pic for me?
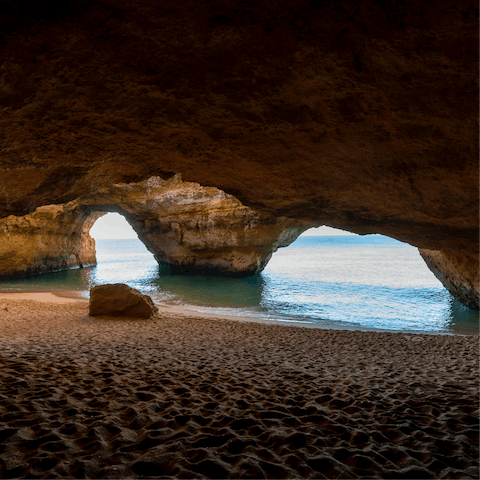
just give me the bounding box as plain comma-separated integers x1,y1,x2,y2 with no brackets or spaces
86,212,158,289
83,216,478,334
261,227,479,334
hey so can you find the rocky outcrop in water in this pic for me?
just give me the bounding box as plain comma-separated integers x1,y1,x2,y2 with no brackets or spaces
419,249,479,310
0,176,308,280
90,176,308,277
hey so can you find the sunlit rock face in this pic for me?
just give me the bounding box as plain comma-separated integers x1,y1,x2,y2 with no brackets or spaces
86,175,308,276
114,178,307,276
0,176,307,279
0,205,102,280
419,250,479,310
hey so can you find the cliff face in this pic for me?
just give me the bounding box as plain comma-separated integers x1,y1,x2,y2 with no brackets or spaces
0,176,307,279
0,205,102,280
419,250,479,310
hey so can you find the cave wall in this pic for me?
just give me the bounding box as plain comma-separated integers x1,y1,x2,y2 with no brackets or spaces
0,174,477,308
86,175,308,276
0,0,477,258
123,199,306,277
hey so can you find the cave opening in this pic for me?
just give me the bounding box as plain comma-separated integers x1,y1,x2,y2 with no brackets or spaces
86,212,159,290
260,227,479,334
83,218,477,334
89,212,139,240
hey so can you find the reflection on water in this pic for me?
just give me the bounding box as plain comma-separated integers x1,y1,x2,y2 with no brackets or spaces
445,298,480,334
0,238,478,335
151,275,265,307
0,267,92,292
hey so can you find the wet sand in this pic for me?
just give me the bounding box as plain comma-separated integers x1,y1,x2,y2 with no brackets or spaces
0,297,478,479
0,292,87,303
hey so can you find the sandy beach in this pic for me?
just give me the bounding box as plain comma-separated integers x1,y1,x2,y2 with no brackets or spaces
0,296,478,479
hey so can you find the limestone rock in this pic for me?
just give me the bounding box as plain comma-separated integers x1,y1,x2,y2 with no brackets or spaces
0,175,308,279
89,284,158,319
0,205,102,280
98,176,308,277
419,249,479,310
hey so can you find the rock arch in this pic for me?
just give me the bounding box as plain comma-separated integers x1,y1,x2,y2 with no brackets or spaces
0,176,308,280
0,175,478,309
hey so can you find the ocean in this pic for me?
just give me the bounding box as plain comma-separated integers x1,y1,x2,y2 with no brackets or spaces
1,236,478,335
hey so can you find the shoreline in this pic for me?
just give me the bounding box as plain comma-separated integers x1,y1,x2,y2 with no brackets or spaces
0,297,478,478
0,289,478,336
0,291,88,303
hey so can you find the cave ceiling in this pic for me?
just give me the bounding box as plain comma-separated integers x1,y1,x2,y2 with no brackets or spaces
0,0,478,254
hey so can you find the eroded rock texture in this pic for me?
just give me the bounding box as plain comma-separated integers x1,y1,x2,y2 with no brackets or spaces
419,249,479,310
89,176,307,276
89,283,158,318
0,176,307,279
0,205,102,280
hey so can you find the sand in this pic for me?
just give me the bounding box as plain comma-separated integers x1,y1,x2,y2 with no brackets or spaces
0,297,478,479
0,292,86,303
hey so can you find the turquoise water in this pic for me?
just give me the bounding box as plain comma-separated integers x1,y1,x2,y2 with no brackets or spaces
1,236,478,334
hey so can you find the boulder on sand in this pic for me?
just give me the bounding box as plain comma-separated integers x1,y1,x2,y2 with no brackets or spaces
89,284,158,318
